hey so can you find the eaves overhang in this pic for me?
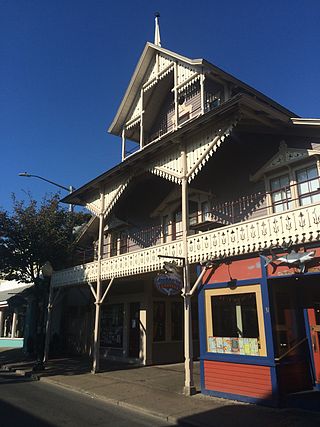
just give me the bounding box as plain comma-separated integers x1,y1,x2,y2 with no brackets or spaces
202,59,297,118
291,118,320,126
62,93,294,206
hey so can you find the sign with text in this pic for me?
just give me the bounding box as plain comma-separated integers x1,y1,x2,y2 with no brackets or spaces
154,272,183,296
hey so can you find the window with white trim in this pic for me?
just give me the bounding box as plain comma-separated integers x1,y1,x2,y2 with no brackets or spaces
270,174,293,213
296,164,320,206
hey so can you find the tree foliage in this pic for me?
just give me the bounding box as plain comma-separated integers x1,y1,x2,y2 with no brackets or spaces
0,194,90,283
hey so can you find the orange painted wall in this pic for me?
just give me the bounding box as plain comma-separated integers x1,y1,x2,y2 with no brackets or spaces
267,247,320,277
203,257,261,284
204,360,273,399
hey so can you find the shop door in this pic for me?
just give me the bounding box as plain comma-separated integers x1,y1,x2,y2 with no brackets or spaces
308,304,320,385
128,302,140,358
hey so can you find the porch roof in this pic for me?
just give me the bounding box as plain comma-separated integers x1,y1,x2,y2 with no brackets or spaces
0,283,33,307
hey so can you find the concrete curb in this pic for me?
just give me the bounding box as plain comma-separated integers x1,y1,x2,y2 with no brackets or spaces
39,376,207,427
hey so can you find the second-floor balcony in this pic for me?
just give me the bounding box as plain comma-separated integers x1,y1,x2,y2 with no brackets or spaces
53,175,320,287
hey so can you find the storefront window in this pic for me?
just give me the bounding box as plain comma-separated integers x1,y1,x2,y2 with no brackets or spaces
153,301,166,341
100,304,124,348
211,293,259,339
171,301,183,341
205,285,266,357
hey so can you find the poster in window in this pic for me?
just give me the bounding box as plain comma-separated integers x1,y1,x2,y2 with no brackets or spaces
208,336,216,352
223,338,232,353
216,337,223,353
231,337,239,353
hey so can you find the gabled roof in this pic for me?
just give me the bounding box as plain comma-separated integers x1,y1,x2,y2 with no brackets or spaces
108,42,205,136
251,141,320,181
108,42,296,137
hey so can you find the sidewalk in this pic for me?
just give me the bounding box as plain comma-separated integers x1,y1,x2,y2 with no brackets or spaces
1,348,320,427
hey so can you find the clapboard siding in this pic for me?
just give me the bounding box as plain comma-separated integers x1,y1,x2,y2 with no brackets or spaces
204,360,273,400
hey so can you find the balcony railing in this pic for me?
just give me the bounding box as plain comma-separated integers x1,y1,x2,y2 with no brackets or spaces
53,175,320,286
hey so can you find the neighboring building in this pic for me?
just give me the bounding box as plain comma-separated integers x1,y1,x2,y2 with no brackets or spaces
0,280,33,348
49,19,320,405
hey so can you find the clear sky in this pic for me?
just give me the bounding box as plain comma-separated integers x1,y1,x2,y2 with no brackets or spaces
1,0,320,212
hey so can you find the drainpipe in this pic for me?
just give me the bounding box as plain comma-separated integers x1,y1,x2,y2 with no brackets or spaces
181,142,196,396
92,187,105,373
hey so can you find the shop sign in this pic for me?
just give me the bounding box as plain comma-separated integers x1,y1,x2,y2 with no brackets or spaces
154,272,183,296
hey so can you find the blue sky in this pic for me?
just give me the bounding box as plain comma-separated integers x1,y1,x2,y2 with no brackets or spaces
1,0,320,212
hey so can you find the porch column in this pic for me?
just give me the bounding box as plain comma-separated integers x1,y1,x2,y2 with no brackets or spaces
181,142,196,396
0,310,4,337
11,311,18,338
121,128,126,161
92,186,105,373
141,281,153,365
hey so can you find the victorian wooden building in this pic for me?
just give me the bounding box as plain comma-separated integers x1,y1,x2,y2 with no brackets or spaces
48,19,320,405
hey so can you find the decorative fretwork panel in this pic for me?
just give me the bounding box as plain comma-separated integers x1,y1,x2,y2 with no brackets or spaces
251,141,320,181
127,98,143,124
188,204,320,263
52,203,320,287
85,178,131,218
177,63,198,86
148,119,237,183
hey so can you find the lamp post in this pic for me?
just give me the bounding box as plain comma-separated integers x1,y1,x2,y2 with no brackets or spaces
18,172,74,212
41,261,54,364
32,261,53,371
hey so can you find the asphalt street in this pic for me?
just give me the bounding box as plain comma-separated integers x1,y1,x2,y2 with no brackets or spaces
0,371,176,427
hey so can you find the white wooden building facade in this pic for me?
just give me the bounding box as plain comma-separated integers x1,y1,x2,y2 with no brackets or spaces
48,26,320,399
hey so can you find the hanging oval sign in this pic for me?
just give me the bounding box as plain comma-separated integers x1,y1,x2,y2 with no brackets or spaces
154,272,183,296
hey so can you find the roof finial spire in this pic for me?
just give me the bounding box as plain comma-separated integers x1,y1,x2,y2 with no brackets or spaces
154,12,161,46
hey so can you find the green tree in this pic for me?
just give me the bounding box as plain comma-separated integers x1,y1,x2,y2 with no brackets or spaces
0,194,89,283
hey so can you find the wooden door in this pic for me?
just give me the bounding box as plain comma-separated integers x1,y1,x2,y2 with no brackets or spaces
308,305,320,385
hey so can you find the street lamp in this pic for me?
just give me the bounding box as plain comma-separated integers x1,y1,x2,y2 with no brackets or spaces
19,172,74,212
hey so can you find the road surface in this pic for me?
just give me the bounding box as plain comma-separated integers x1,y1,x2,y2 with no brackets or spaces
0,371,176,427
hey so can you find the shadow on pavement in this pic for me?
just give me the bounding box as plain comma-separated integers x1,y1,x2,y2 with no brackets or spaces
0,398,55,427
176,403,320,427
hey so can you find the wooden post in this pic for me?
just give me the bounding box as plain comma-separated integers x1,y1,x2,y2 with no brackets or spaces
92,187,105,373
0,310,4,337
181,142,196,396
121,128,126,161
11,311,18,338
140,89,144,149
200,71,205,115
174,62,179,130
